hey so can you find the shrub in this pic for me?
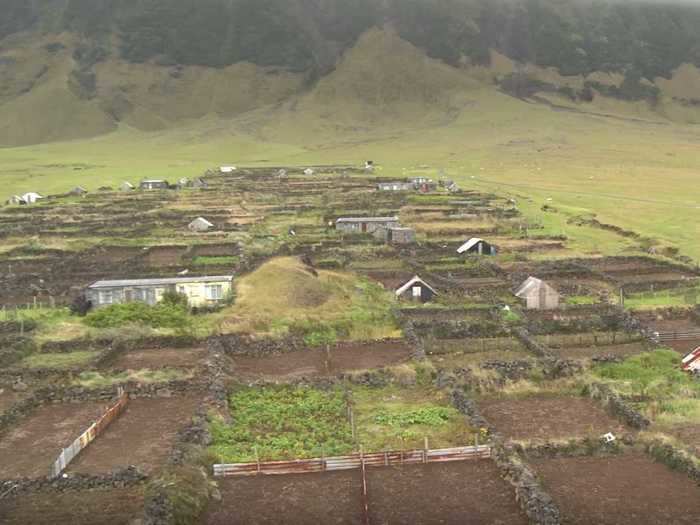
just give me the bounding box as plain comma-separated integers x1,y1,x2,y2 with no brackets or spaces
84,301,191,329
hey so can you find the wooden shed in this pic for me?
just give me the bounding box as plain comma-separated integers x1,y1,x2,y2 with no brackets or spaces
140,180,170,190
515,277,559,310
374,226,416,244
395,276,438,303
457,238,497,256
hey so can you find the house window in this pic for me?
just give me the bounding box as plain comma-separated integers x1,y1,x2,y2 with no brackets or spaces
99,290,114,305
412,286,422,299
205,284,223,300
178,285,187,295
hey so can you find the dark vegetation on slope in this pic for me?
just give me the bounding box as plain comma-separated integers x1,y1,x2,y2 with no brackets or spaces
2,0,700,82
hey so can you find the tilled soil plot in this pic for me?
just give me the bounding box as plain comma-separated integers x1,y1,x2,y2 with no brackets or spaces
479,396,628,441
206,470,363,525
231,341,413,380
107,347,207,370
0,402,108,479
0,487,144,525
531,454,700,525
665,338,700,354
366,460,527,525
551,342,647,360
68,396,200,475
141,246,189,266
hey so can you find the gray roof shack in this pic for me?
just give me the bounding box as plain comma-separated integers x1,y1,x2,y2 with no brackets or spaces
140,180,170,190
457,238,497,256
377,182,413,191
336,216,400,234
120,182,135,191
395,276,438,303
374,226,416,244
515,277,560,310
86,275,234,308
70,186,88,196
189,217,214,232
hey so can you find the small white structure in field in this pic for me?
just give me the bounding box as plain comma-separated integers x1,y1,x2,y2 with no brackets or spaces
220,166,237,173
188,217,214,233
601,432,616,444
70,186,88,196
120,182,135,192
303,168,315,176
20,192,44,204
6,195,25,205
515,276,560,310
682,347,700,373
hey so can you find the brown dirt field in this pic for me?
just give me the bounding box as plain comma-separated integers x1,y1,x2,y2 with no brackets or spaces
190,244,239,257
142,246,189,266
619,272,694,284
0,487,144,525
552,342,647,360
232,341,413,380
479,396,629,441
206,470,363,525
645,318,700,333
664,338,700,354
107,347,207,370
206,461,526,525
68,396,200,475
81,246,143,264
531,454,700,525
0,402,108,479
367,461,526,525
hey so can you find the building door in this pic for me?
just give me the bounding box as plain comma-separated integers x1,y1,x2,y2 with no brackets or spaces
362,222,367,233
412,286,422,301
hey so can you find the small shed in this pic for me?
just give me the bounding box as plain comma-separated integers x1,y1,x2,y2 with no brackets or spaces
304,168,315,176
377,182,413,191
277,169,288,178
220,166,237,173
515,277,559,310
395,276,438,303
336,216,400,234
365,161,374,172
120,182,135,192
177,177,190,189
188,217,214,232
140,180,170,190
682,347,700,373
192,178,208,189
374,226,416,244
70,186,88,196
457,238,497,256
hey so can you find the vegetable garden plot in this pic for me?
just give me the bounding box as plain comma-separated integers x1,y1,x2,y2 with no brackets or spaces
67,396,200,475
531,454,700,525
0,402,108,479
107,346,207,370
549,341,647,360
478,396,629,442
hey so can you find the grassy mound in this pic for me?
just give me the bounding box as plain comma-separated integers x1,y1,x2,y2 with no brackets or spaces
223,256,398,340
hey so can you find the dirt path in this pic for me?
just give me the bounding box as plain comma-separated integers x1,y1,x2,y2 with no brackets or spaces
68,396,200,475
0,402,108,479
532,454,700,524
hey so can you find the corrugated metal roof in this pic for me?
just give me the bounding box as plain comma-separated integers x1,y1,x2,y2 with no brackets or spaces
88,275,233,289
457,238,484,254
336,216,399,223
395,275,438,297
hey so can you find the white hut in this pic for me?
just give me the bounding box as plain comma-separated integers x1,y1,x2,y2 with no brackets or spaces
188,217,214,233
